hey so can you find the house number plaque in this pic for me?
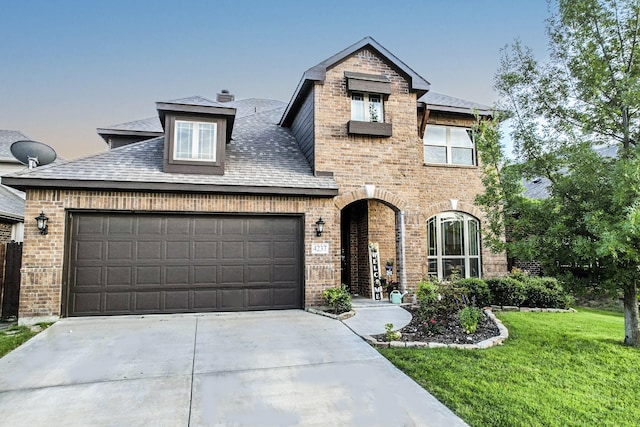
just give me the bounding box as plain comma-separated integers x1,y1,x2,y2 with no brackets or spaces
311,243,329,255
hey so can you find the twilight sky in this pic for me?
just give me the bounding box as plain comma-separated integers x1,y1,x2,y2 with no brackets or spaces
0,0,550,160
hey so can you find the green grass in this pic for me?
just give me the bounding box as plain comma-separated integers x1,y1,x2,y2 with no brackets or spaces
379,309,640,427
0,324,49,357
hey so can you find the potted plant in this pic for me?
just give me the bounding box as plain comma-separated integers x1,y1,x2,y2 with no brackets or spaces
385,259,394,275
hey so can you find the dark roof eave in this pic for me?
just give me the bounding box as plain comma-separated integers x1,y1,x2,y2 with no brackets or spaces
2,177,339,198
420,102,494,117
0,211,23,222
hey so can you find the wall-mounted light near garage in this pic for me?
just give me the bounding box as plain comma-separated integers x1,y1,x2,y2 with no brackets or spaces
315,217,325,237
35,212,49,235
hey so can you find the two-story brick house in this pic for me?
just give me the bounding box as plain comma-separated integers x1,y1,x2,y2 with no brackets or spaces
3,37,507,324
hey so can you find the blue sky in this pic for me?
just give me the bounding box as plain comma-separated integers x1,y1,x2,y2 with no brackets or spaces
0,0,550,159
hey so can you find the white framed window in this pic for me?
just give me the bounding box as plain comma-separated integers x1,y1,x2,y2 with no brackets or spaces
424,125,475,165
174,120,217,161
427,212,481,280
351,92,383,123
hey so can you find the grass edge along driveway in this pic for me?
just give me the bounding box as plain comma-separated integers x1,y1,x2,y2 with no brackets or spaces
379,309,639,427
0,324,50,358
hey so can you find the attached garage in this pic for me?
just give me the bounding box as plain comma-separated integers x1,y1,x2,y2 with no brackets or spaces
65,212,303,316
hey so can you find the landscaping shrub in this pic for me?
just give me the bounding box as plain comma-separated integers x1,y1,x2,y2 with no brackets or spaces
455,278,491,308
416,279,439,305
523,277,573,308
321,284,352,314
486,277,527,306
458,306,482,333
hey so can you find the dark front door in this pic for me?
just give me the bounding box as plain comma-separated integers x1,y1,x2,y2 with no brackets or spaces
66,213,303,316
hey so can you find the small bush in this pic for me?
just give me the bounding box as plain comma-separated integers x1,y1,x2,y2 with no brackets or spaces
456,278,491,308
523,277,573,308
385,323,401,341
321,284,352,314
458,306,482,334
416,279,439,305
486,277,527,306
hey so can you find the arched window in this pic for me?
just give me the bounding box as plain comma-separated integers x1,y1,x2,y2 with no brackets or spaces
427,212,481,280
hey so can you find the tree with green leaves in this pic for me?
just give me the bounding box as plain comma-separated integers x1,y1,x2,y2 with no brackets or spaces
475,0,640,346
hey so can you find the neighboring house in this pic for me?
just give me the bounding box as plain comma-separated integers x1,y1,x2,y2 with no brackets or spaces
3,37,507,324
0,130,29,243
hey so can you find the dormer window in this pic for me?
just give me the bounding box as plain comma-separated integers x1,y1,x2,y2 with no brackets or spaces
345,72,392,137
174,121,217,161
156,97,236,176
351,93,383,123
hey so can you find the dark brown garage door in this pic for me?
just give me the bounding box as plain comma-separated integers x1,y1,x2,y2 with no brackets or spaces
66,212,303,316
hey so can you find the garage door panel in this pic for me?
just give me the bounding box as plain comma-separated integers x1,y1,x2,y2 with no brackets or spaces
136,266,162,285
248,265,271,283
107,216,134,234
77,216,104,235
67,213,302,316
166,265,190,285
107,241,133,260
73,293,102,314
164,290,189,310
220,289,245,309
194,265,217,284
221,241,244,259
194,241,217,259
106,266,132,286
105,292,132,313
136,241,162,260
133,292,160,311
166,241,190,259
76,241,103,260
221,265,244,283
248,241,270,259
137,217,163,234
193,290,217,308
75,267,103,287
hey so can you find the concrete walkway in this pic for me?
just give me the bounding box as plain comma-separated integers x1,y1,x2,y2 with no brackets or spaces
0,310,468,426
343,299,413,336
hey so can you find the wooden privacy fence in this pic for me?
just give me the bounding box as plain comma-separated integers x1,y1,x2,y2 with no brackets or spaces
1,242,22,319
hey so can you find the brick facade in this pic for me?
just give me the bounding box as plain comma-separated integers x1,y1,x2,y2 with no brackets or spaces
19,190,337,321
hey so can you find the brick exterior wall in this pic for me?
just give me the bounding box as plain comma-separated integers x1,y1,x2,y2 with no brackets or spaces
19,190,337,321
0,222,13,245
314,47,507,293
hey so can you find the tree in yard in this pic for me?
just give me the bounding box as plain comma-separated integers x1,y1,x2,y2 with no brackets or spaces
475,0,640,346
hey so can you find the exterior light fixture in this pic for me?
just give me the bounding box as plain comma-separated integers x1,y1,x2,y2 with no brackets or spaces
35,211,49,235
315,217,325,237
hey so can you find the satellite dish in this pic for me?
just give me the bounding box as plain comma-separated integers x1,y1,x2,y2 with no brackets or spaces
10,140,57,169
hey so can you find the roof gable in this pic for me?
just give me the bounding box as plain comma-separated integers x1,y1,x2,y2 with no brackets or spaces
281,36,430,126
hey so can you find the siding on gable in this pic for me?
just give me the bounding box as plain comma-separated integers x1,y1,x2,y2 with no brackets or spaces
290,89,315,170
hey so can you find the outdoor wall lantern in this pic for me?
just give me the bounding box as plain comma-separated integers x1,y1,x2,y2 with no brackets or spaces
315,217,325,237
35,211,49,235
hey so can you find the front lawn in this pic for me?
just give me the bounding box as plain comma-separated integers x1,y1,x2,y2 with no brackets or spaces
379,309,640,427
0,324,48,357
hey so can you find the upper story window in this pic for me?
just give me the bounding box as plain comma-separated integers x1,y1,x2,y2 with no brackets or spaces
174,120,217,162
424,125,475,166
351,93,383,123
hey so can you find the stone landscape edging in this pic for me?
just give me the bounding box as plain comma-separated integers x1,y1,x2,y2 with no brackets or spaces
305,307,356,321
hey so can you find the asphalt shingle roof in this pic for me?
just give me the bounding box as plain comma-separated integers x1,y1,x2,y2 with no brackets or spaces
0,184,25,221
419,92,493,115
5,103,337,194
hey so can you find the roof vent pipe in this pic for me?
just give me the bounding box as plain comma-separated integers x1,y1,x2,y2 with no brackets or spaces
216,89,235,103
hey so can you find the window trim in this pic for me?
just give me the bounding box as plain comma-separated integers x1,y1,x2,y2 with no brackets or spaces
423,124,476,166
173,120,218,162
427,212,481,280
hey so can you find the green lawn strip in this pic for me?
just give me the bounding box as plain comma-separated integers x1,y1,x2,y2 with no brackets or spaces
379,309,640,427
0,324,51,358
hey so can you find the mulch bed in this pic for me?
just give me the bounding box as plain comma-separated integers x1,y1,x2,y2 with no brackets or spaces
372,306,500,344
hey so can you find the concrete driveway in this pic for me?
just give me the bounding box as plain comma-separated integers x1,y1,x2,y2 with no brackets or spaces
0,310,467,426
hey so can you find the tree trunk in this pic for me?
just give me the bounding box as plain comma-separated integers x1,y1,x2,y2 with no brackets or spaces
623,281,640,347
